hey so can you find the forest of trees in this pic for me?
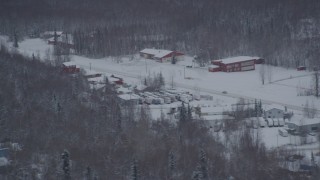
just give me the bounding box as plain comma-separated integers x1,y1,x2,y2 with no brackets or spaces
1,0,320,179
1,0,320,68
0,46,319,179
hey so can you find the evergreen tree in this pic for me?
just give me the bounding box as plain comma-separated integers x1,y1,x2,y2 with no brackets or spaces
179,102,187,124
144,78,147,86
13,30,19,48
199,148,208,179
54,30,58,45
159,72,165,88
131,158,138,180
195,105,201,117
311,152,315,165
168,151,176,172
192,164,203,180
258,100,263,116
116,104,122,132
85,166,92,180
187,103,192,121
61,150,71,180
171,55,176,64
254,99,258,117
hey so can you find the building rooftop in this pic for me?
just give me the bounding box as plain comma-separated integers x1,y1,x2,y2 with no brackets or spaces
208,65,220,68
62,61,79,67
288,117,320,126
118,94,141,101
140,48,173,58
213,56,260,64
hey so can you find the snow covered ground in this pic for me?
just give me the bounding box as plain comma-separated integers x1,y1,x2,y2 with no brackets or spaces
8,37,318,112
3,37,320,152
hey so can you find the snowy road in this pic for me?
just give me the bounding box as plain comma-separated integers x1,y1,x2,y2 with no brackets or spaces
77,63,320,114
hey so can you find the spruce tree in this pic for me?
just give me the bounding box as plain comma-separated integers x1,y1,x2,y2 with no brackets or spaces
187,103,192,121
144,78,147,86
192,164,203,180
54,30,58,45
179,102,187,124
168,151,176,172
131,158,138,180
13,30,19,48
61,150,71,180
85,166,92,180
199,148,208,179
254,99,258,117
159,72,165,88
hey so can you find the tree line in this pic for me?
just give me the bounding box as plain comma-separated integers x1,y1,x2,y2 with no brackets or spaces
1,0,320,68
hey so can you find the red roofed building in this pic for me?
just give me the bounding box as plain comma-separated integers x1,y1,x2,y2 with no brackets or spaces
211,56,261,72
140,48,184,62
62,62,80,74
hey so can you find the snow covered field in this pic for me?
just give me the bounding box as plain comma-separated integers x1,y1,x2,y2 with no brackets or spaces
14,38,319,111
2,37,320,151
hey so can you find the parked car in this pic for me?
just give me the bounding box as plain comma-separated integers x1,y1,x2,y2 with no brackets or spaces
266,118,273,127
259,118,266,128
308,131,317,136
272,119,279,127
279,128,288,137
278,119,285,127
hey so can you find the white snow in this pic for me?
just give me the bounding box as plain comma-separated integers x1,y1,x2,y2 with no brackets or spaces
62,61,77,67
8,37,320,152
17,38,53,59
212,56,260,64
288,116,320,126
118,94,140,101
140,48,173,58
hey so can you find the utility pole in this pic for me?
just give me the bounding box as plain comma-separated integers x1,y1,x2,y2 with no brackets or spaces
184,66,185,79
90,63,92,71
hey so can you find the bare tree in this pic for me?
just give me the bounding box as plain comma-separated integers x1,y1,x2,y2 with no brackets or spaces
259,64,266,85
267,65,273,83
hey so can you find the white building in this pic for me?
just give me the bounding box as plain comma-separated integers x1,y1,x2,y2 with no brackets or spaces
264,107,285,119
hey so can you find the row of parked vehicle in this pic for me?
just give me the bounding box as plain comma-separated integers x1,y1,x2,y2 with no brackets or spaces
245,117,285,129
138,89,200,105
264,118,285,127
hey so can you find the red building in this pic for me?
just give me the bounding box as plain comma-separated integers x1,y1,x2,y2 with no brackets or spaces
62,62,80,74
211,56,260,72
297,66,306,71
140,48,184,62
